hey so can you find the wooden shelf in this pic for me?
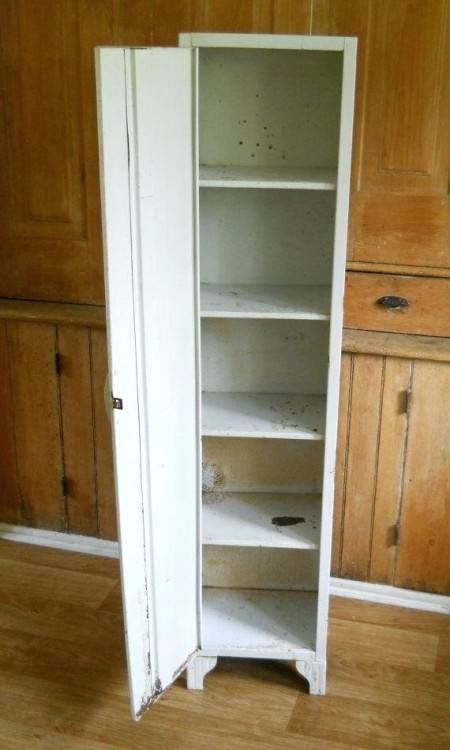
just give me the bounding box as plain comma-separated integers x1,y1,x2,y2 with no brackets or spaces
203,492,321,549
202,392,326,440
200,284,331,320
199,165,337,190
202,588,317,655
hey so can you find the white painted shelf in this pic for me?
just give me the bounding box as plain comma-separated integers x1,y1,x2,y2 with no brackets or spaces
202,392,326,439
203,492,321,548
199,165,337,190
202,588,317,654
200,284,331,320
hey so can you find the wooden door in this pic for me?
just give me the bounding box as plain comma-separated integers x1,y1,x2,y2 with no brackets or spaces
395,360,450,594
96,46,200,717
333,334,450,596
313,0,450,275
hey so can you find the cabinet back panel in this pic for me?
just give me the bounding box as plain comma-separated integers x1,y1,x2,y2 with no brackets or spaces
199,48,341,168
202,437,324,494
200,188,335,285
202,319,329,393
203,546,319,591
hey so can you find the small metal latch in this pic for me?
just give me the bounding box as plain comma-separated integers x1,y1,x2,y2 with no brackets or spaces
387,522,400,546
55,352,62,374
112,396,123,410
61,475,69,497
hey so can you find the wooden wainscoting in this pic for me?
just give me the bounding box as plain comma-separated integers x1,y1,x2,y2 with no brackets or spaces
0,300,116,539
333,330,450,596
0,1,449,307
1,300,449,595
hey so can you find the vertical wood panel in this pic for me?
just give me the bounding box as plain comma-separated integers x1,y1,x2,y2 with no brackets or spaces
0,0,99,302
360,0,449,189
7,321,64,530
0,0,84,237
90,329,117,540
369,357,410,584
58,326,98,536
272,0,312,32
313,0,450,270
331,352,352,575
0,0,155,304
340,354,384,580
0,321,22,524
195,0,252,31
395,361,450,594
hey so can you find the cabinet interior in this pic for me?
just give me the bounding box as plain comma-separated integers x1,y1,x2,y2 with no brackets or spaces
198,45,342,655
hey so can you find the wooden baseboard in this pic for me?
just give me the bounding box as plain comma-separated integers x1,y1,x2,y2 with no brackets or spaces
0,523,119,558
330,577,450,615
0,523,448,615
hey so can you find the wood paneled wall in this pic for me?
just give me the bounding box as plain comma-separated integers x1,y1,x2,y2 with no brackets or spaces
332,340,450,595
0,0,449,304
0,304,116,539
0,2,449,595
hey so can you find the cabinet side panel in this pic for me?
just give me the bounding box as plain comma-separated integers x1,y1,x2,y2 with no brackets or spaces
315,39,357,659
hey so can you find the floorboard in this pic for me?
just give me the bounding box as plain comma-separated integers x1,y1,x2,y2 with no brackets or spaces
0,539,448,749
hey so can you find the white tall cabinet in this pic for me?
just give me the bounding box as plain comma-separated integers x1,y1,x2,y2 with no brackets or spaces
96,33,356,720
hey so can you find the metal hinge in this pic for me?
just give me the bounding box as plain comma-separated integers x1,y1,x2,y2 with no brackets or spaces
55,352,62,375
112,396,123,410
61,475,69,497
405,387,412,413
401,388,412,414
389,522,400,547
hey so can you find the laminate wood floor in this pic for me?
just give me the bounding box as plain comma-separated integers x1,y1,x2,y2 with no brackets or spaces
0,539,449,749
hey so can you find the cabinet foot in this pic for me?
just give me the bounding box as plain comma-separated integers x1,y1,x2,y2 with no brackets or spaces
186,656,218,690
295,659,326,695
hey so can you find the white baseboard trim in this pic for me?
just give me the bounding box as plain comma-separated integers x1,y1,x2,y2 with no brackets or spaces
0,523,119,559
330,576,450,615
0,523,448,615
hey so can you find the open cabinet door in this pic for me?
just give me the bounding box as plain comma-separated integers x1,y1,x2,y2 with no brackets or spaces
96,47,200,719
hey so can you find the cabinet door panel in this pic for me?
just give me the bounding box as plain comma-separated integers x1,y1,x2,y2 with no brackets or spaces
396,361,450,594
97,47,199,718
313,0,450,271
7,321,64,529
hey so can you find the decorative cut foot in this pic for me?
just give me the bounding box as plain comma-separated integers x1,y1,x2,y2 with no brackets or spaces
186,656,218,690
295,659,326,695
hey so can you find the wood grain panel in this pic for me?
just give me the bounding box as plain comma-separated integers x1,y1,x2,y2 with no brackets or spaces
272,0,312,32
0,321,22,524
90,329,117,540
313,0,450,271
369,357,410,584
343,328,450,363
395,360,450,594
0,0,154,303
331,352,351,576
58,326,98,536
344,273,450,337
365,0,447,180
0,299,105,328
0,0,84,238
0,0,96,302
340,354,384,580
7,321,64,530
152,0,312,45
352,193,450,270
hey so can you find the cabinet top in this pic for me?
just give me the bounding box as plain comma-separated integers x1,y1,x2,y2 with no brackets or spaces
178,32,357,52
